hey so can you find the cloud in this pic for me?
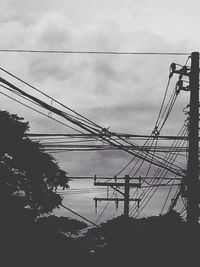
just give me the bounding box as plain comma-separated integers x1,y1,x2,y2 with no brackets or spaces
0,13,189,136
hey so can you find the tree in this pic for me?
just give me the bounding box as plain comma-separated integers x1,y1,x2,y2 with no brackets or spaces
37,215,87,233
0,110,69,216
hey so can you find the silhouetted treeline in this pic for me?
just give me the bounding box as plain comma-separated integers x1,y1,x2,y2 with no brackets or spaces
1,196,199,267
36,214,87,233
0,198,90,267
0,110,199,267
81,211,200,267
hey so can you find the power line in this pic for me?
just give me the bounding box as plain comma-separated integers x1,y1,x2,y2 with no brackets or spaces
60,204,99,227
0,62,188,217
129,123,187,216
0,90,85,134
0,67,101,129
0,66,187,174
0,75,182,175
95,191,115,224
114,75,175,179
130,125,188,217
27,133,190,140
0,49,190,55
160,180,175,214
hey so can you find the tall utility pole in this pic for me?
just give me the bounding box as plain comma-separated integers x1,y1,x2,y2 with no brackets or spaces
187,52,199,225
94,175,141,217
124,174,130,217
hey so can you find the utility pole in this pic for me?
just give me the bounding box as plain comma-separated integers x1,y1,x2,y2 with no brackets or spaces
187,51,199,225
124,174,130,217
94,175,141,217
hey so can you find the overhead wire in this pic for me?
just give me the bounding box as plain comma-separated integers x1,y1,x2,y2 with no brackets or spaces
102,73,181,215
0,90,85,134
0,55,191,217
0,67,101,129
126,76,181,185
160,180,175,214
1,65,185,219
27,133,190,140
0,76,103,133
112,75,174,179
130,125,187,217
0,49,190,55
139,126,188,208
95,190,116,224
60,204,99,227
0,74,182,175
129,123,187,215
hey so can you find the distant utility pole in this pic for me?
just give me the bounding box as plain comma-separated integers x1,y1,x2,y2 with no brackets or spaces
94,175,141,217
186,52,199,225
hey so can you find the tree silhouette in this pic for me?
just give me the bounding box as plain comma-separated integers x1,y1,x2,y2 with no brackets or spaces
0,110,69,216
82,211,200,267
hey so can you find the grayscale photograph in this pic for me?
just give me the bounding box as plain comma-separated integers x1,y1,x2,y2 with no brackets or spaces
0,1,199,266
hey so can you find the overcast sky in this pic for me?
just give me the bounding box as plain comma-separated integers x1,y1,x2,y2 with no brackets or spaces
0,0,198,218
0,0,196,173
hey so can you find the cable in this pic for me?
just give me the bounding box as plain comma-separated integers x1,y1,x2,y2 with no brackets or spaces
0,91,85,134
0,83,101,133
0,77,182,175
95,190,115,224
129,123,187,216
0,67,101,129
0,53,191,219
133,138,187,217
60,204,99,227
136,127,187,212
158,90,178,132
160,180,175,214
114,74,176,179
0,76,101,132
0,49,190,55
0,68,186,177
154,77,171,127
27,133,190,140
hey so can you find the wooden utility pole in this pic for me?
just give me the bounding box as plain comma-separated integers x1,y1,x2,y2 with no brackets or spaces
124,174,130,217
187,52,199,225
94,175,141,217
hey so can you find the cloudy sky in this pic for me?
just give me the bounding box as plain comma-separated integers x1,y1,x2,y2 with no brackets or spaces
0,0,198,219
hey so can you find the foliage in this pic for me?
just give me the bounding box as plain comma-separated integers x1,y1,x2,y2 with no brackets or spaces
37,215,87,233
0,197,90,267
84,212,200,267
0,110,69,215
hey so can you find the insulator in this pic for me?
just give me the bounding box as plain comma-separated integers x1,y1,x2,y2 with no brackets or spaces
176,80,183,95
183,106,189,115
95,198,97,213
181,66,188,75
170,63,176,72
137,200,140,209
177,79,183,86
152,126,159,136
179,74,183,80
116,199,119,210
169,63,176,78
